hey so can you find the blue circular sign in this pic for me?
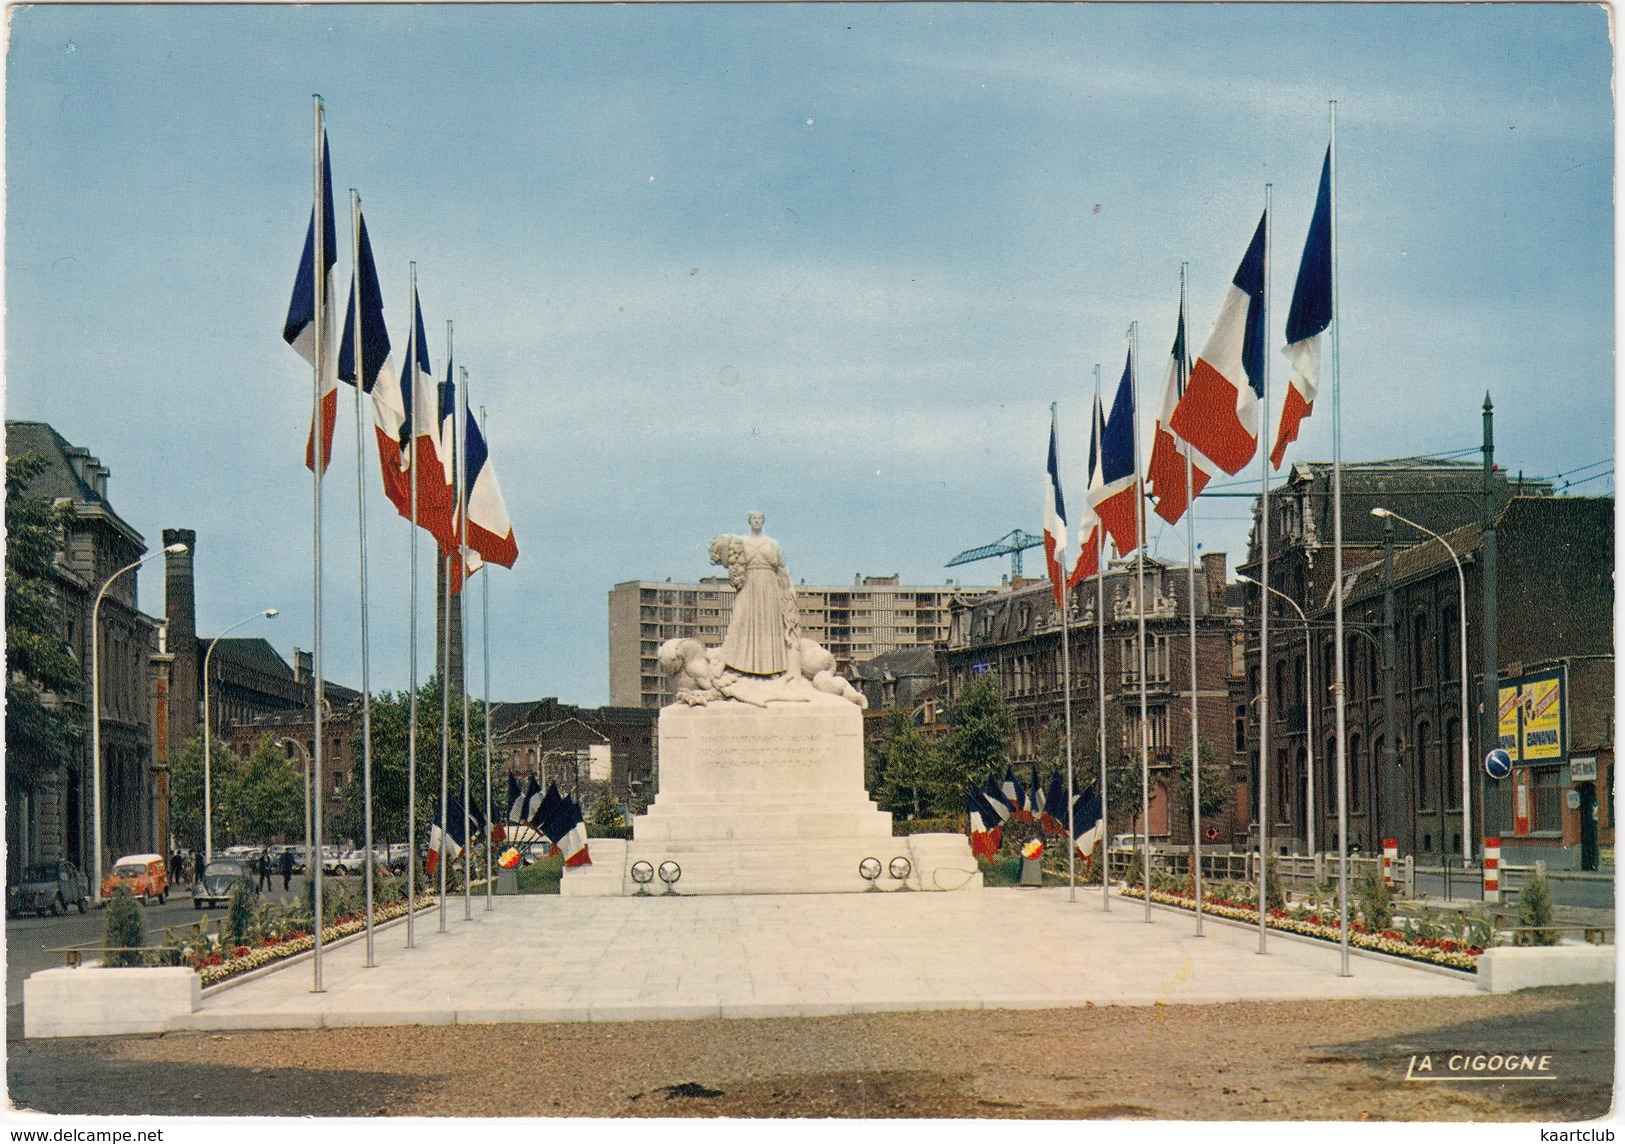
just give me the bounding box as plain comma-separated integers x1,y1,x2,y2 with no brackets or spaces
1485,748,1513,780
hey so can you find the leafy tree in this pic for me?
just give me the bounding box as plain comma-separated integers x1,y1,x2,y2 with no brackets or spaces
944,676,1014,791
1169,738,1230,825
877,713,951,818
589,795,627,838
223,735,305,844
168,733,237,852
1515,867,1560,946
102,886,145,967
5,454,83,788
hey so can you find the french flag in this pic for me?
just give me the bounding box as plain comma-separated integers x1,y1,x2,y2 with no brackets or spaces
1071,787,1104,859
1147,294,1216,525
981,775,1013,827
426,797,465,876
1042,409,1071,609
1001,768,1033,824
282,130,337,475
1089,351,1140,557
531,781,564,850
1068,394,1105,585
505,773,525,824
1040,771,1068,836
965,789,1000,859
460,406,519,569
548,795,591,867
1169,211,1268,475
335,212,404,506
399,291,458,552
1274,148,1332,470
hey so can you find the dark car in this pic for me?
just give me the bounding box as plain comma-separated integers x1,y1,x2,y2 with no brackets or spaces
16,861,90,916
192,860,251,909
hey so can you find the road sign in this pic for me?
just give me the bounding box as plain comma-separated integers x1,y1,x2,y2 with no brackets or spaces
1485,748,1513,781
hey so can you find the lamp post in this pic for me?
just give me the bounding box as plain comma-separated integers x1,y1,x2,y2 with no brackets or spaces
202,608,279,863
277,737,313,882
1236,573,1315,856
1371,507,1474,861
91,542,188,902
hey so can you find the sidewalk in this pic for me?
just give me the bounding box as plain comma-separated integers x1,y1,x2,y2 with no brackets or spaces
172,887,1481,1032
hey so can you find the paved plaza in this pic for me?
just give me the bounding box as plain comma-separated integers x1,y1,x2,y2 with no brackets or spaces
170,888,1480,1032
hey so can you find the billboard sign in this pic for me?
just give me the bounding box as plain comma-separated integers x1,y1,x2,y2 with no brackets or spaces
1496,665,1567,767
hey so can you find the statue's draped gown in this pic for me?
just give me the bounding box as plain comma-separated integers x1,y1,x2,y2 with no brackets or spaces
720,535,789,675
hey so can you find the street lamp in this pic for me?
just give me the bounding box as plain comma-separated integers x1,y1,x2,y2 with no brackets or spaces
1236,573,1316,856
91,542,188,901
1371,507,1474,861
202,608,279,862
277,737,313,880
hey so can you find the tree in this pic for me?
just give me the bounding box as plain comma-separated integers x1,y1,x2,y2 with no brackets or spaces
1058,703,1138,834
223,735,305,844
5,454,83,789
876,713,950,818
1169,738,1230,826
168,733,236,852
944,676,1014,792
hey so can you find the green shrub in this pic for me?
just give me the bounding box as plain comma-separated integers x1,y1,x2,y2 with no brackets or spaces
892,815,960,837
1515,868,1560,946
516,854,564,894
101,887,146,967
1356,869,1392,932
224,881,257,948
1262,855,1286,912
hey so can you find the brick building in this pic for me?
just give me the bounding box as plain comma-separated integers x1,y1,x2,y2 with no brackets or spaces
492,698,657,810
941,556,1246,846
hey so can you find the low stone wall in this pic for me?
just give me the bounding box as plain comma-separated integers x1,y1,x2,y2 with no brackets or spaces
24,966,200,1038
1475,944,1616,993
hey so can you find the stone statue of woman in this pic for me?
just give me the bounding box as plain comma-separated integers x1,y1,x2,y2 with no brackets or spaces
710,511,800,676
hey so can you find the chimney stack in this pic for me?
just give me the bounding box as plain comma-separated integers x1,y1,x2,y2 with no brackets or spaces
162,528,199,755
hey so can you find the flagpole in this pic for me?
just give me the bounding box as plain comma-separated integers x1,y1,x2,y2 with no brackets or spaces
1129,324,1152,924
309,94,328,995
1094,364,1109,913
1180,263,1204,938
460,366,473,921
1056,402,1076,904
1329,100,1351,976
438,319,454,933
348,189,377,969
1258,183,1273,954
481,405,494,913
405,265,419,950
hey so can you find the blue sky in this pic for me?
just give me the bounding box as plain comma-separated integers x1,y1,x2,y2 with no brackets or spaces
6,4,1613,707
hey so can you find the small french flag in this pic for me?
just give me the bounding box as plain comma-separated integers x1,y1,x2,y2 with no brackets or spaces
1090,350,1140,557
1043,408,1070,608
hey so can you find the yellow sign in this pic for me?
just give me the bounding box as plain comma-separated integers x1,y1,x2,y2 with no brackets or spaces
1498,684,1520,753
1520,674,1563,761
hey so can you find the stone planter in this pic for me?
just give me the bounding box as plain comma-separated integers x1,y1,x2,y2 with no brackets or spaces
496,867,519,896
1020,857,1042,886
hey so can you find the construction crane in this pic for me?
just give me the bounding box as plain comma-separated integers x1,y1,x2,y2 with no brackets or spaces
946,529,1043,579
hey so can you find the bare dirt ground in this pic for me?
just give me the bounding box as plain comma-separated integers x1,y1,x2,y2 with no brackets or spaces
6,985,1613,1121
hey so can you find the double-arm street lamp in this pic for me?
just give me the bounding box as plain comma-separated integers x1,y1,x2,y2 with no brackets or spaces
276,737,314,880
1371,506,1474,861
91,541,189,901
1236,573,1316,856
202,608,279,862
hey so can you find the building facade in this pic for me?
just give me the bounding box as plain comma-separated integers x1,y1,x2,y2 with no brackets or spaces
608,576,994,709
491,698,657,809
5,422,163,876
941,555,1246,846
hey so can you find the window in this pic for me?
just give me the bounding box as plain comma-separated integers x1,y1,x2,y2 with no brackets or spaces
1118,634,1170,684
1234,706,1248,752
1531,765,1563,833
1411,613,1429,684
1350,734,1365,805
1122,704,1169,751
1445,720,1462,809
1440,604,1459,682
1416,721,1433,810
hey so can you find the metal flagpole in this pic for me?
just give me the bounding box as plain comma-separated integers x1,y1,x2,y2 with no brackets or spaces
405,265,419,950
438,320,454,933
460,366,473,921
1057,402,1077,904
1094,364,1109,912
1258,184,1273,954
348,189,377,969
1130,323,1151,924
1329,101,1351,976
309,94,328,994
1180,264,1204,938
482,405,494,912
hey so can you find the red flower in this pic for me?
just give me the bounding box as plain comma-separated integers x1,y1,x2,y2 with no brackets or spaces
1306,914,1321,925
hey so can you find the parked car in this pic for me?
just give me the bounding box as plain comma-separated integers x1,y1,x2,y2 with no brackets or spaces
192,860,250,909
16,861,90,916
100,853,169,904
327,847,400,876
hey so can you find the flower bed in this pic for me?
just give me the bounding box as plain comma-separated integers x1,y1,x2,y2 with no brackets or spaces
190,898,435,988
1120,886,1484,972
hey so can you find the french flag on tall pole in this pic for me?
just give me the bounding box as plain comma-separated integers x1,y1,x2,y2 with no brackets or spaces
1273,147,1333,470
1042,405,1071,609
1068,393,1106,585
337,210,401,486
1168,211,1268,475
1090,350,1140,556
461,404,519,569
398,287,457,550
1147,289,1215,525
283,128,337,474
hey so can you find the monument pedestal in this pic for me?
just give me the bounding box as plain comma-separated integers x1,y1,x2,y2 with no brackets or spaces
561,696,980,896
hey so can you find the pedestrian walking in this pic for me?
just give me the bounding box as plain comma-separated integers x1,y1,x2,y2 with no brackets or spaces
257,848,272,893
279,847,294,892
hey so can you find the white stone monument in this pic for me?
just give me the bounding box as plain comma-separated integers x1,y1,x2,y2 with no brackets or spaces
563,513,981,896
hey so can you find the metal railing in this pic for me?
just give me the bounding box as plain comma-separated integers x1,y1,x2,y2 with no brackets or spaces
1105,847,1416,897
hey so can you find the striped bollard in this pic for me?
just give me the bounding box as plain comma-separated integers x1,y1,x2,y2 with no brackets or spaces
1382,838,1397,889
1483,837,1501,903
